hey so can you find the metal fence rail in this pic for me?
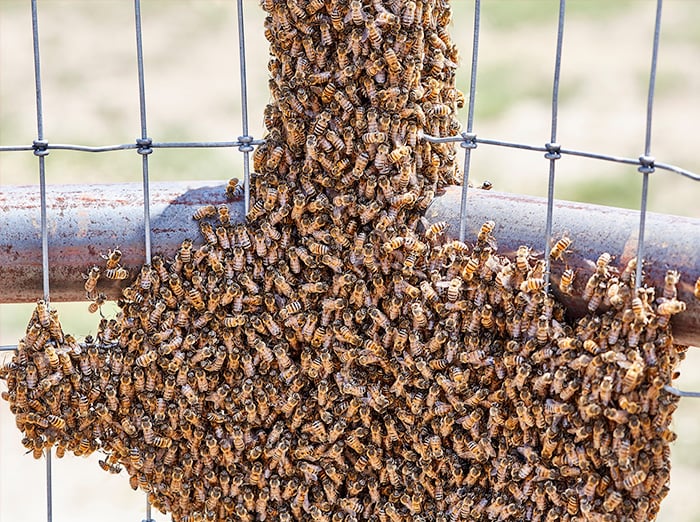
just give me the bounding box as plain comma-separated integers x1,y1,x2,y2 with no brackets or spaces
1,1,699,521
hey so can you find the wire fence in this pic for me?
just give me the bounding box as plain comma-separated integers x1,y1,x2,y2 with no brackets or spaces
1,0,700,521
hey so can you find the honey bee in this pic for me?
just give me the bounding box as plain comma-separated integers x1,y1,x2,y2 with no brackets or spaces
603,490,623,512
34,298,51,328
226,177,241,199
98,458,122,474
621,359,644,393
83,266,100,296
596,252,612,275
102,248,122,270
477,220,495,243
520,277,545,294
135,350,157,367
193,204,217,220
656,298,686,317
425,220,449,241
550,234,572,261
345,0,367,25
246,199,266,222
104,267,129,280
631,295,648,324
558,268,575,295
598,375,614,405
446,277,462,302
695,275,700,299
361,130,387,145
414,282,438,305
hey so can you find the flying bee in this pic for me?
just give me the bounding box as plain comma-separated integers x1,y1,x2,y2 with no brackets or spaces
83,266,100,296
193,204,216,220
550,234,572,261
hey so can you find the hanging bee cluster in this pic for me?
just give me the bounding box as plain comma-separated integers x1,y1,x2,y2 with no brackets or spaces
0,220,688,522
0,1,691,521
255,0,463,232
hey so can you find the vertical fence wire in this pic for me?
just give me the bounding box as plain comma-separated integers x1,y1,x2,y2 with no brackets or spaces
458,0,481,242
635,0,663,290
134,0,152,265
543,0,566,287
133,2,153,519
236,0,253,216
144,497,152,522
29,1,53,521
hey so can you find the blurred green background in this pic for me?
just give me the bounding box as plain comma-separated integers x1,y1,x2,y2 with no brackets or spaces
1,1,699,521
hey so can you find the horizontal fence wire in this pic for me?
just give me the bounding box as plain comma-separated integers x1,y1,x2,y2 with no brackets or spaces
2,135,698,181
2,2,700,522
0,140,266,153
419,134,700,182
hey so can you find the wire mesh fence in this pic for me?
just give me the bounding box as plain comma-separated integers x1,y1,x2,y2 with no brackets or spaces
1,1,700,521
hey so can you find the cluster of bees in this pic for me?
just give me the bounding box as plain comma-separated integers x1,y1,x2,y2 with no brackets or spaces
0,0,692,521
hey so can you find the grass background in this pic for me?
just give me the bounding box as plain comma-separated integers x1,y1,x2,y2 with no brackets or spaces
1,1,700,521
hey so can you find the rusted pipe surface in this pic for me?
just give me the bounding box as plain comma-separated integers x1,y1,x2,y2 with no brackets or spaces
1,182,698,345
427,187,700,346
0,181,243,303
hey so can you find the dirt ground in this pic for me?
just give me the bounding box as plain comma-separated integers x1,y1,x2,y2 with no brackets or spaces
1,1,700,521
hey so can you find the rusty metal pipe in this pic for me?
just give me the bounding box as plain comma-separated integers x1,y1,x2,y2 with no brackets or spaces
426,187,700,346
1,182,699,345
0,181,244,304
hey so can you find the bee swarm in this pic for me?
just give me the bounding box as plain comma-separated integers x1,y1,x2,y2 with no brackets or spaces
0,1,689,521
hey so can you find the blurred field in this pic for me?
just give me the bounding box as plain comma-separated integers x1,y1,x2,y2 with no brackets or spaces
1,1,700,521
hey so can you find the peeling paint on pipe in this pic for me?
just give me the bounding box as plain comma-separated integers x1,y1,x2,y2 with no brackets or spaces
1,182,698,345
